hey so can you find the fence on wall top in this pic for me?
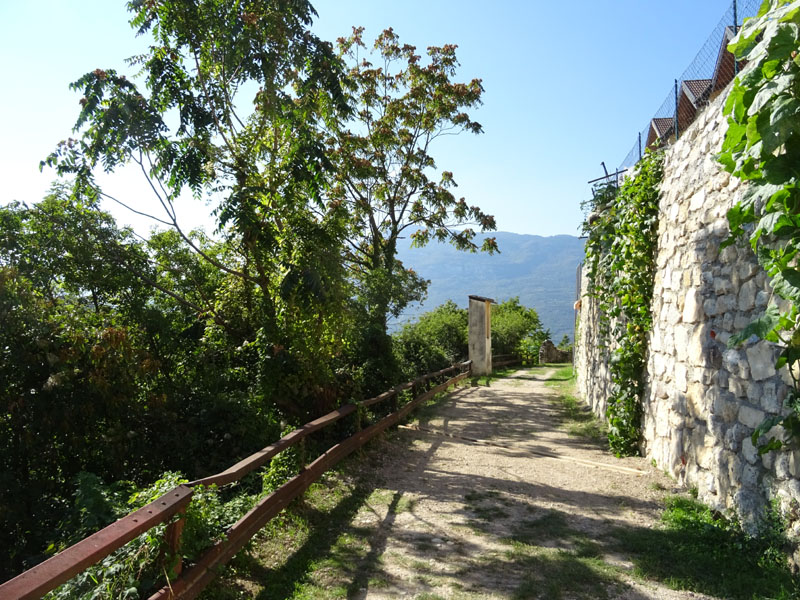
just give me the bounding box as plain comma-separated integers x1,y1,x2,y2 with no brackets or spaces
617,0,762,173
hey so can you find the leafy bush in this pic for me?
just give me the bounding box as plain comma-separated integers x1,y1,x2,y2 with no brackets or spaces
45,472,258,600
393,300,468,378
582,151,663,456
492,297,548,357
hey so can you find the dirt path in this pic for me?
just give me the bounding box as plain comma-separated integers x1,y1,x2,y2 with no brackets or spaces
212,365,726,600
330,366,713,600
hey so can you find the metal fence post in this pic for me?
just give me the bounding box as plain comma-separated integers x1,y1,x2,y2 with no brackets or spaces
673,79,680,141
638,132,642,161
733,0,740,75
164,507,187,578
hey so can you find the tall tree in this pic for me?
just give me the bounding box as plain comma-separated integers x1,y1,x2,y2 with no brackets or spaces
42,0,354,419
326,27,497,385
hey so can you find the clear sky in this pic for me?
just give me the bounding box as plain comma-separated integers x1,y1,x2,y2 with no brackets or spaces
0,1,740,238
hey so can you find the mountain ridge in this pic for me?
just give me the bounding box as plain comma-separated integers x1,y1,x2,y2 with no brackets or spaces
395,231,585,342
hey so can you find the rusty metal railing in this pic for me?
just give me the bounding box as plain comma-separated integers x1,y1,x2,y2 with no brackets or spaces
0,361,472,600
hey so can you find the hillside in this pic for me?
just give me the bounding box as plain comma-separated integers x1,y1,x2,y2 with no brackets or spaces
395,232,585,341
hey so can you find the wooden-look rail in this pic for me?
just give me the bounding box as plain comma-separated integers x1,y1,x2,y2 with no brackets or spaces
0,361,471,600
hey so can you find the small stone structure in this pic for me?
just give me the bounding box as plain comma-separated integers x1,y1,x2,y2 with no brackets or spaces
539,340,571,364
468,295,493,376
576,87,800,536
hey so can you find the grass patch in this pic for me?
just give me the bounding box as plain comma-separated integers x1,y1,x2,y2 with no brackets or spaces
464,490,510,523
200,468,383,600
545,366,606,443
614,496,798,599
468,539,620,600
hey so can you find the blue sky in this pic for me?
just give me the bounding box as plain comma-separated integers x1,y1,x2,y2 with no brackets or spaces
0,1,740,237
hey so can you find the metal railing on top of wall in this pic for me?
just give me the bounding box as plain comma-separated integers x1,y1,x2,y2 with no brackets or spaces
617,0,762,173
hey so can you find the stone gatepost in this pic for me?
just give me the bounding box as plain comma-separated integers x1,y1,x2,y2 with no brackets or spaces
468,295,494,376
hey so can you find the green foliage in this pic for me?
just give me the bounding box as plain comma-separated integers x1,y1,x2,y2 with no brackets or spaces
719,0,800,454
492,297,548,357
617,495,796,599
45,472,258,600
392,300,468,379
582,152,664,456
392,298,546,379
326,27,497,392
0,191,287,579
517,336,544,366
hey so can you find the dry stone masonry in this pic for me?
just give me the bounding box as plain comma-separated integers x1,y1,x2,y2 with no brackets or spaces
576,89,800,536
539,340,572,364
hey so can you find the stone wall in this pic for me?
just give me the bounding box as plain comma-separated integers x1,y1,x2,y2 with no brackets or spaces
539,340,572,364
576,89,800,532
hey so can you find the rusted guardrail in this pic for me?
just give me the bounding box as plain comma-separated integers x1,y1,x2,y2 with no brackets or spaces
0,361,471,600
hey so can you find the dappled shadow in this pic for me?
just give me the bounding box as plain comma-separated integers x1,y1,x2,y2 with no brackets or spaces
221,367,723,599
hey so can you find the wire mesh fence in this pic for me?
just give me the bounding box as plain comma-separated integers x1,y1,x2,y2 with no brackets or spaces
617,0,762,172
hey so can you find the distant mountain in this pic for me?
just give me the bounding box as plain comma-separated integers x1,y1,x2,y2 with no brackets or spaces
394,232,585,342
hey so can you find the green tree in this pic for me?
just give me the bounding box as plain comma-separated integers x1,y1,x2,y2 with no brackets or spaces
492,297,547,356
558,334,572,351
326,27,497,388
393,300,468,378
42,0,356,420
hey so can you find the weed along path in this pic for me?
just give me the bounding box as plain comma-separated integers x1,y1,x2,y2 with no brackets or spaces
205,366,787,600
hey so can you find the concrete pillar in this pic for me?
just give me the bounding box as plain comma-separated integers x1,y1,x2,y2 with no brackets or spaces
468,295,494,376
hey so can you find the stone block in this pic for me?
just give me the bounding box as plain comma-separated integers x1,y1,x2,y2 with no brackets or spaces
689,189,707,211
708,414,727,437
742,437,759,465
734,313,752,331
675,326,691,362
714,277,733,295
669,410,686,428
761,381,782,414
746,342,777,381
776,453,791,480
727,451,743,487
703,298,718,317
722,312,734,331
738,262,758,282
689,328,709,367
746,382,762,405
762,450,775,470
697,444,714,469
718,369,729,389
790,451,800,479
687,383,707,417
712,391,739,423
729,378,747,398
739,279,757,310
652,353,666,377
738,404,766,429
724,427,741,452
716,294,737,314
734,490,765,534
742,464,760,488
674,363,688,393
720,245,738,264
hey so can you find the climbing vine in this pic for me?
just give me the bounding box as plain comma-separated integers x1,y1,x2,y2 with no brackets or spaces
583,151,664,456
719,0,800,453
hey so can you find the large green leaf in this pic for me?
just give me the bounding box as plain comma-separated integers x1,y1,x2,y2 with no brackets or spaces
728,304,782,347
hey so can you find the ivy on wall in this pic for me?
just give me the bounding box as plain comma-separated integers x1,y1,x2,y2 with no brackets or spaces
583,151,664,456
719,0,800,453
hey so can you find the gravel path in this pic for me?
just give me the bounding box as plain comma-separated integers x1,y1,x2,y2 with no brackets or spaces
340,366,717,600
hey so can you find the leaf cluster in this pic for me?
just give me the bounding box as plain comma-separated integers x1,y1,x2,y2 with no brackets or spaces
719,0,800,453
582,152,664,456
